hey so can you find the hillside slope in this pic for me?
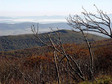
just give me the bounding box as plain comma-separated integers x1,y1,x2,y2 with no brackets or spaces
0,30,105,51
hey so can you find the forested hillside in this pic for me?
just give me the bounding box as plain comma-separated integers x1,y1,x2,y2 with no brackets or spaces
0,30,105,51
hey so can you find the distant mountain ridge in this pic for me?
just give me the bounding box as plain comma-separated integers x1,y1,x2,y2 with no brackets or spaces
0,30,105,51
0,22,72,36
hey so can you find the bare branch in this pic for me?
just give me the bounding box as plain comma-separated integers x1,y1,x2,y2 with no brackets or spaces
68,6,112,38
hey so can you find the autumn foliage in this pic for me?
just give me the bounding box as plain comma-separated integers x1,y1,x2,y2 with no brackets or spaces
0,39,112,83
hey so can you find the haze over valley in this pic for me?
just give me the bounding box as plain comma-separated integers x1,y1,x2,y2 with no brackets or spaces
0,15,112,36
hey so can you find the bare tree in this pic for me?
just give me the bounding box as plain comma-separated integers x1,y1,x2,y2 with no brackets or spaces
67,5,112,38
31,25,87,82
67,5,112,81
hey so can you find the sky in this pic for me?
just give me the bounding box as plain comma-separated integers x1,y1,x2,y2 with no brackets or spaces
0,0,112,16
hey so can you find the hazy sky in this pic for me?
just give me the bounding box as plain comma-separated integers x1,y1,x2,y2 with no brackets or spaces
0,0,112,16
